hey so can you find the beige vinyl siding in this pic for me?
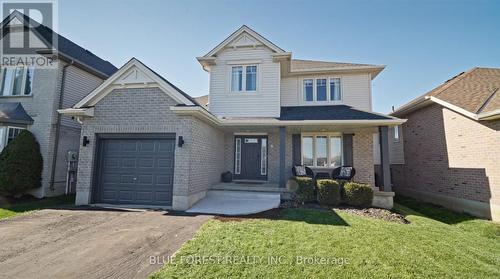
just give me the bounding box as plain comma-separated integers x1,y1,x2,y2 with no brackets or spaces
280,73,372,111
61,65,104,128
208,46,281,117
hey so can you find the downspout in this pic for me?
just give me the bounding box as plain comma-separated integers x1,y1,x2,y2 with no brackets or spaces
49,60,73,191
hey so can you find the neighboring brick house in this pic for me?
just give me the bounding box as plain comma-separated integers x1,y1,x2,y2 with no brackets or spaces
60,26,404,211
391,68,500,221
0,12,117,197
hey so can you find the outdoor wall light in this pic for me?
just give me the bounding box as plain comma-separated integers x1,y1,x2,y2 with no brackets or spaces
178,136,185,147
82,136,90,147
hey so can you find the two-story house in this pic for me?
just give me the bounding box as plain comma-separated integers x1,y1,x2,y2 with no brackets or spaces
61,26,404,212
0,12,117,198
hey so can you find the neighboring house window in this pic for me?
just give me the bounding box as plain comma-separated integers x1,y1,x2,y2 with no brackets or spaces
302,134,343,167
0,126,25,152
246,66,257,91
234,138,241,174
260,138,267,175
231,65,257,92
316,79,327,101
0,67,35,96
303,79,313,101
393,126,400,142
7,127,24,143
330,78,341,101
303,77,342,102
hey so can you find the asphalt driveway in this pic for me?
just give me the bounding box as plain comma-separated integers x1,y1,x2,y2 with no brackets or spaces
0,207,211,279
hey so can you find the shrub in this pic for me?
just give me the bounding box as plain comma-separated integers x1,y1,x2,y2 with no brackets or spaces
316,179,341,206
293,177,315,203
343,182,374,208
0,130,43,196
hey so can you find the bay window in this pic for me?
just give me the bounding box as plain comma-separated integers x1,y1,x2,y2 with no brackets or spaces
231,65,257,92
0,67,35,96
301,134,343,167
303,77,342,102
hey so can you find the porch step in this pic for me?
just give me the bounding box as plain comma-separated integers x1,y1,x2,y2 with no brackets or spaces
211,182,289,193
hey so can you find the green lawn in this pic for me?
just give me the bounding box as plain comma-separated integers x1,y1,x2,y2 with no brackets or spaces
0,195,75,220
151,197,500,279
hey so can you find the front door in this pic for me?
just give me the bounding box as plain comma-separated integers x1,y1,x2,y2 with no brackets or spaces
234,136,267,180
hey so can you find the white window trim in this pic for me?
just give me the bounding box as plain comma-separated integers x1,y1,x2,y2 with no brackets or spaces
393,126,400,142
301,77,343,104
301,132,343,168
229,64,259,93
0,67,34,97
234,138,242,174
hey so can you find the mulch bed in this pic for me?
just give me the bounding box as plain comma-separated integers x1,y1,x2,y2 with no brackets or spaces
214,201,409,224
0,195,38,207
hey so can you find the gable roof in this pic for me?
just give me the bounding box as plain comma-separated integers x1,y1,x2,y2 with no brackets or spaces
392,67,500,120
201,25,285,58
73,58,197,109
1,11,117,78
279,105,393,121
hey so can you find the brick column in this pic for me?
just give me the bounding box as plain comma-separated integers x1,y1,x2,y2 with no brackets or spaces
379,126,392,192
279,126,286,188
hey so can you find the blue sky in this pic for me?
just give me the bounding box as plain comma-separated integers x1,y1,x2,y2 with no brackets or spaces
59,0,500,113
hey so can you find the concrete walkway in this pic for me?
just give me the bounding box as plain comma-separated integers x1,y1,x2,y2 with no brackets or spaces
186,190,281,215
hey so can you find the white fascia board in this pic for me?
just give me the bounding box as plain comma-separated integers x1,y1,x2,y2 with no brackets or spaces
428,97,479,120
75,58,194,108
477,109,500,120
57,107,94,117
170,106,406,127
203,25,285,58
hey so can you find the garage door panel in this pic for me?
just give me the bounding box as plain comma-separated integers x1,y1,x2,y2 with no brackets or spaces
96,136,175,206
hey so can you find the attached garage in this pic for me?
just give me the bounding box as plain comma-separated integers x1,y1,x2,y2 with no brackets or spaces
93,134,175,206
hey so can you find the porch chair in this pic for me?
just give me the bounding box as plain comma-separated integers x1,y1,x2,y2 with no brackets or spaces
292,165,314,178
331,166,356,181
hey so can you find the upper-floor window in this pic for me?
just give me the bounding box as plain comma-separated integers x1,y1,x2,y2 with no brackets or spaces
303,77,342,102
231,65,257,92
303,79,313,101
330,78,341,101
0,67,35,96
316,79,327,101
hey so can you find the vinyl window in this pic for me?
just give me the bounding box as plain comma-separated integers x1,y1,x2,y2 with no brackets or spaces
303,77,342,102
393,126,400,142
0,67,35,96
231,65,257,92
260,138,267,175
301,134,343,167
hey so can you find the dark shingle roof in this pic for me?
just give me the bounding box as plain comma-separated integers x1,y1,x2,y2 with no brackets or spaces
279,105,391,121
0,102,34,125
3,12,117,77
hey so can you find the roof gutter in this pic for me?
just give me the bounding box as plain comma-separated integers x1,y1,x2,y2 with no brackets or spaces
478,109,500,120
170,106,406,127
37,49,111,79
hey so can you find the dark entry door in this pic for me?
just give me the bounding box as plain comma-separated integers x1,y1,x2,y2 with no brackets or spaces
234,136,267,180
95,135,175,206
